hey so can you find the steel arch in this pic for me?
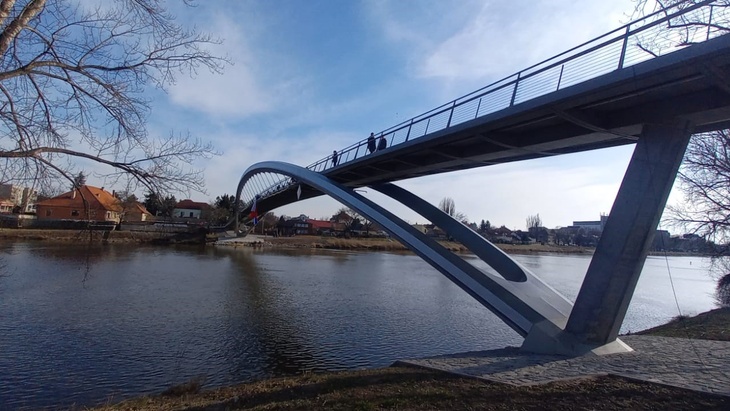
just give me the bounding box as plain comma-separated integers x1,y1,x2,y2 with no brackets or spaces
234,162,580,341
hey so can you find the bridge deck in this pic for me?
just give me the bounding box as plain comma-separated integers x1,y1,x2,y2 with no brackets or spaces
330,34,730,186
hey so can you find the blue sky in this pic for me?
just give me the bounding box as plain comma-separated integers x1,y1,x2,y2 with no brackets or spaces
114,0,679,230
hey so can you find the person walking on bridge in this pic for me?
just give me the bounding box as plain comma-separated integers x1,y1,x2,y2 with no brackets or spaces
377,134,387,151
367,132,376,154
331,150,339,167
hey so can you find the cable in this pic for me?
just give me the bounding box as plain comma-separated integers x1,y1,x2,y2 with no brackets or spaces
658,207,708,369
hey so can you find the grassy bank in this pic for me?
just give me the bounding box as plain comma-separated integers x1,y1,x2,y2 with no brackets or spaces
0,228,209,244
256,235,596,255
239,235,702,256
637,307,730,341
80,308,730,411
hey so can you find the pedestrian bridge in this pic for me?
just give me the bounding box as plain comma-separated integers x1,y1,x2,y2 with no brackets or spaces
233,1,730,355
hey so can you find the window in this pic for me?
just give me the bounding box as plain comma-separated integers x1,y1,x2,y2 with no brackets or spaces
71,210,80,217
45,209,52,216
106,212,111,219
189,212,194,218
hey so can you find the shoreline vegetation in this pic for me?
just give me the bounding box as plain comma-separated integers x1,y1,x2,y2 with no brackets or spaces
0,228,702,257
79,308,729,411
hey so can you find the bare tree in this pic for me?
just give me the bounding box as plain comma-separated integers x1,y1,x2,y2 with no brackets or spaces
667,129,730,306
438,197,456,216
0,0,225,197
631,0,730,56
438,197,468,223
526,213,542,230
669,130,730,247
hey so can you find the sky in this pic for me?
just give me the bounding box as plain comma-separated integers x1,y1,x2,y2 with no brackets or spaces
99,0,682,230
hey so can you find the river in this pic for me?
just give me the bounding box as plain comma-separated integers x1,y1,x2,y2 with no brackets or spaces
0,242,719,409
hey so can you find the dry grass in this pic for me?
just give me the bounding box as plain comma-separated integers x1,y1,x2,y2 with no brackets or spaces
637,307,730,341
83,366,729,411
263,235,595,254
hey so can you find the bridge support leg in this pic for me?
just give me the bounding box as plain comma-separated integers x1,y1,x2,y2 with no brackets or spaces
523,122,693,355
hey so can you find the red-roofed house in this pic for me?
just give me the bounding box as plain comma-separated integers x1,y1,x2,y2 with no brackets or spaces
307,219,334,235
173,199,210,219
123,202,153,222
35,186,123,223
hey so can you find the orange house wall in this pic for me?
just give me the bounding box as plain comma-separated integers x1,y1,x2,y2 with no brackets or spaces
36,205,118,222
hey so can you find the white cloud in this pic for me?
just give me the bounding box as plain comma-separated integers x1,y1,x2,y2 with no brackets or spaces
166,14,274,118
371,0,635,85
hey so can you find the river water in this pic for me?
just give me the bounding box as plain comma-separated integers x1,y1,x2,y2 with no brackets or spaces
0,242,718,409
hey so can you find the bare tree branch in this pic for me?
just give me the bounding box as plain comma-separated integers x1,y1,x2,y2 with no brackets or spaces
0,0,228,198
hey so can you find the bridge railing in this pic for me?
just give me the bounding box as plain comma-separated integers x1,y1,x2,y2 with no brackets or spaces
304,0,728,175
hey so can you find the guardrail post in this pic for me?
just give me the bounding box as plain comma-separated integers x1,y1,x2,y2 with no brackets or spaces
474,97,482,119
510,72,521,106
446,101,457,127
707,5,714,41
556,65,565,91
617,25,630,70
405,119,414,142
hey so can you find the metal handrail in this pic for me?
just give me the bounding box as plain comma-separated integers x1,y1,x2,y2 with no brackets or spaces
240,1,726,207
304,0,723,173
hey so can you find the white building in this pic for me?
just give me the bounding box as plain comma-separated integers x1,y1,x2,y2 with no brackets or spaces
172,199,209,219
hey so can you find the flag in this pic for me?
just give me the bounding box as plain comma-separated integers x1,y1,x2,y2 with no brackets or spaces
249,196,258,225
297,184,302,200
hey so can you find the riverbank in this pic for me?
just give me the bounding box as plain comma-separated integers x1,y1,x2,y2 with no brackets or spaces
0,229,704,256
0,228,211,244
220,234,598,255
82,308,730,411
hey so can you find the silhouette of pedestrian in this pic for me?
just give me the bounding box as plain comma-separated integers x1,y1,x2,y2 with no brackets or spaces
332,150,339,167
377,135,387,151
367,132,376,154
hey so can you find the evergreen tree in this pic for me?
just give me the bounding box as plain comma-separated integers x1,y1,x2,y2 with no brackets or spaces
143,192,160,216
71,172,86,189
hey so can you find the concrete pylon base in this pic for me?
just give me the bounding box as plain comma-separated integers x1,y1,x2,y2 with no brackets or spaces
521,321,633,356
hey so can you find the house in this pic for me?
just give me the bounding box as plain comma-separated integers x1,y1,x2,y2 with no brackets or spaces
307,219,333,235
572,215,608,232
422,223,448,239
173,199,210,219
123,202,153,222
276,215,311,236
0,199,14,213
35,185,123,223
490,226,516,244
412,224,428,235
528,226,550,244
